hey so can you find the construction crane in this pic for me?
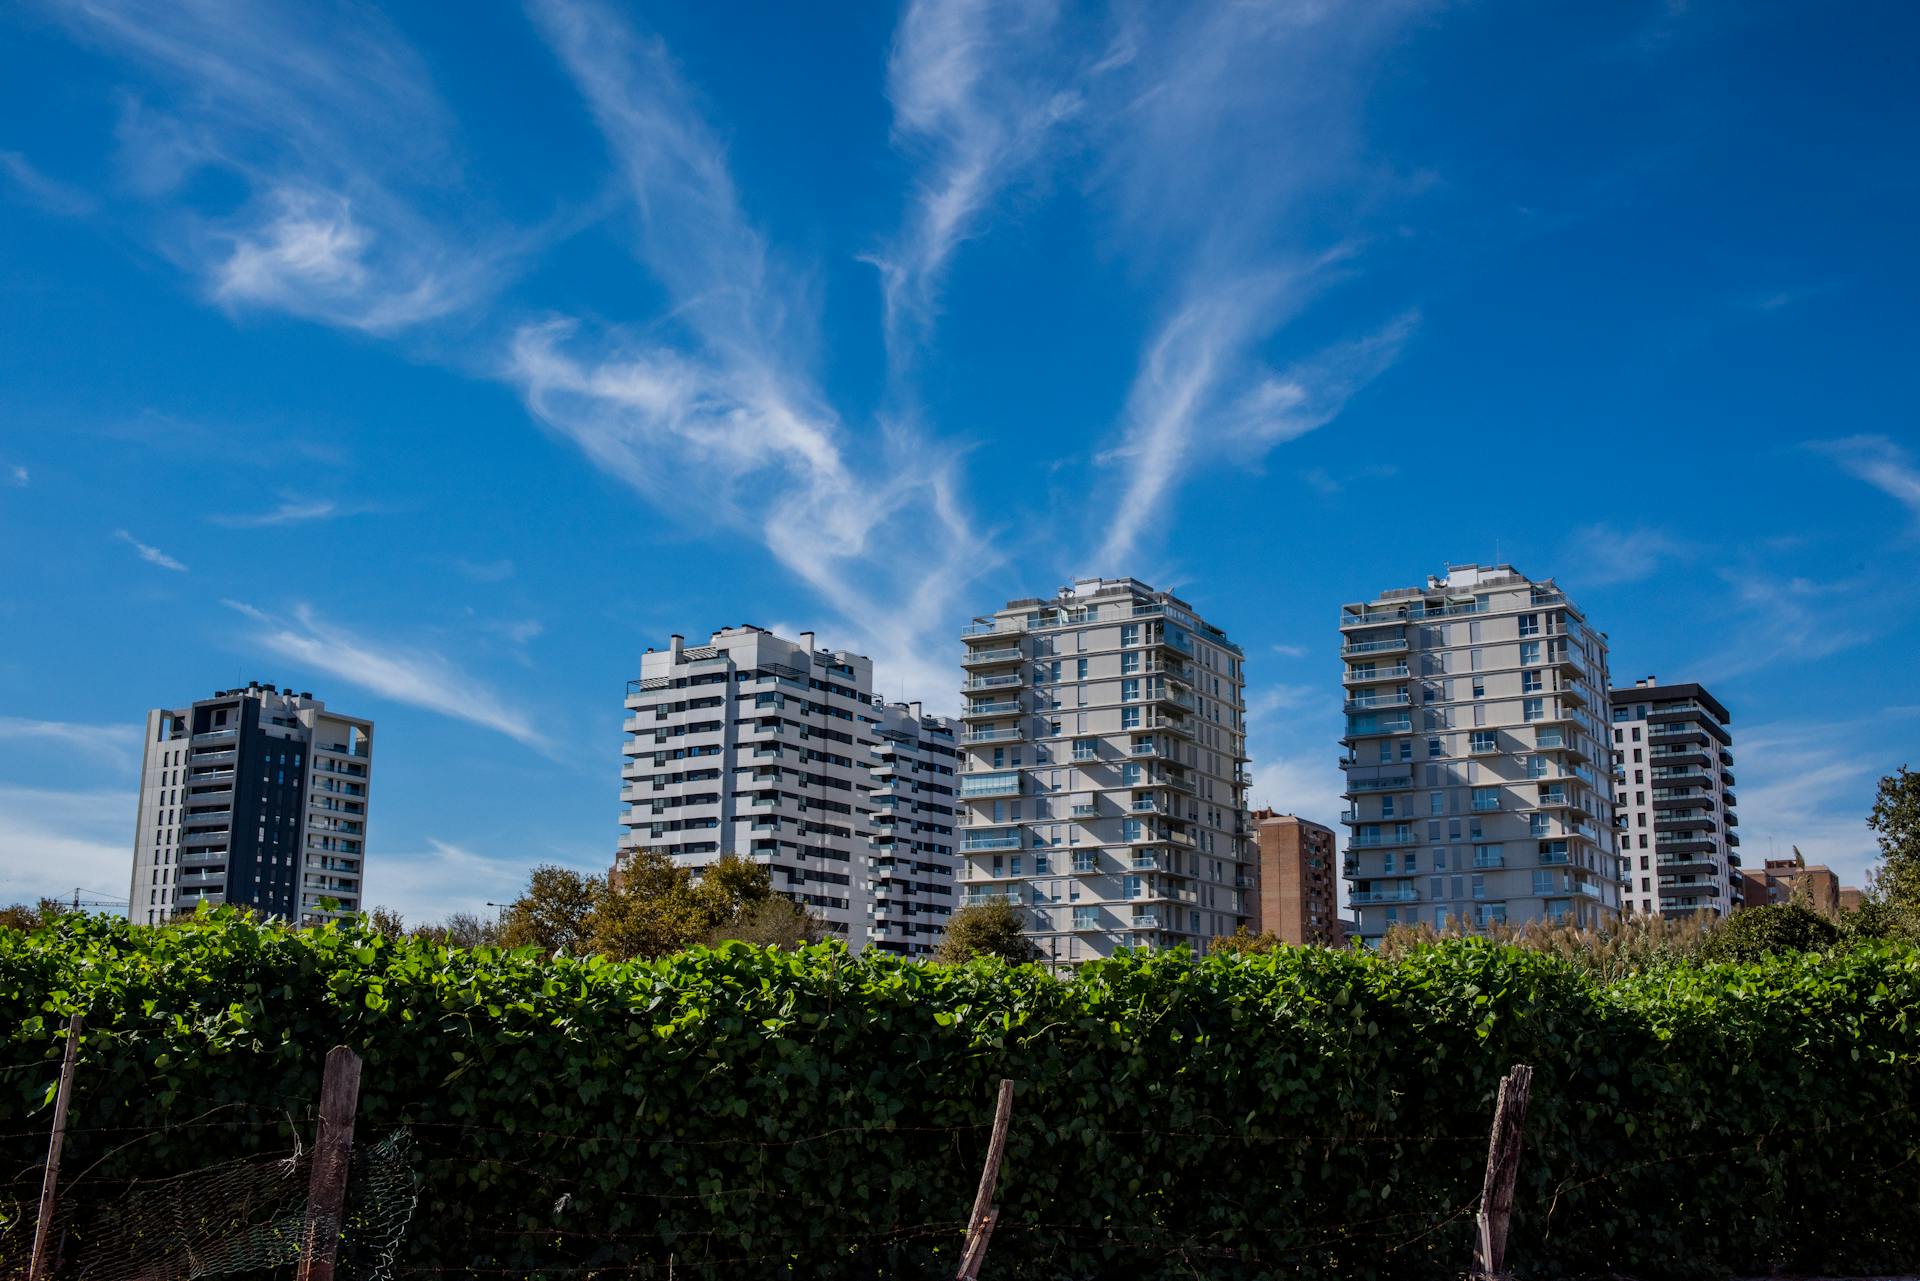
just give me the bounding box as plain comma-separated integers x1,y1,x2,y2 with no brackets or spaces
63,888,128,913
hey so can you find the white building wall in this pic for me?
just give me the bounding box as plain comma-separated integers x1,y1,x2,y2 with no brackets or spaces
956,579,1253,966
1339,565,1620,941
620,626,879,947
865,703,960,956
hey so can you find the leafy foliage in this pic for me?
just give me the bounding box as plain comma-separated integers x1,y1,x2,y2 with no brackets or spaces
1382,912,1713,981
933,900,1041,963
1,911,1916,1280
1699,903,1841,962
1869,764,1920,909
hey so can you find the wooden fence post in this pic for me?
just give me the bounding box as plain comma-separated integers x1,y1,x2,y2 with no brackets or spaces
1471,1064,1534,1280
26,1013,82,1281
299,1045,363,1281
955,1078,1015,1281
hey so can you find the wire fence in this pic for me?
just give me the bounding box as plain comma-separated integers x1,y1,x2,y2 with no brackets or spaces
3,1040,1918,1281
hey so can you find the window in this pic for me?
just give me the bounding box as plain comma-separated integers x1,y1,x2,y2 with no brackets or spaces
1526,755,1548,779
1518,613,1540,637
1073,906,1098,929
1470,730,1497,753
1472,678,1486,699
1121,762,1142,785
1528,813,1550,837
1072,738,1097,761
1471,787,1500,812
1073,850,1097,873
1430,791,1445,816
1519,640,1541,666
1034,853,1050,874
1471,874,1487,899
1473,844,1503,868
1381,795,1396,818
1521,670,1543,693
1428,737,1443,758
1122,819,1143,842
1123,875,1143,898
1121,650,1140,674
1405,852,1418,872
1399,740,1413,762
1121,678,1140,702
1076,658,1089,680
1531,870,1554,895
1121,624,1139,647
1121,707,1141,729
1523,697,1545,722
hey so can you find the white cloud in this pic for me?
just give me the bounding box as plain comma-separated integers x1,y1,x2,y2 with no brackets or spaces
1811,435,1920,522
516,0,996,710
1271,643,1310,659
208,495,341,528
1079,1,1427,567
360,838,534,925
0,786,136,909
0,149,95,217
1699,570,1876,680
114,528,188,572
1732,716,1903,890
225,600,553,751
0,718,142,771
54,0,507,333
872,0,1082,359
1565,522,1696,588
453,558,516,583
4,463,26,487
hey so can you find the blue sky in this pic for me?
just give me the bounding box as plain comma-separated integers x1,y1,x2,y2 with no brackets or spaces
2,0,1917,922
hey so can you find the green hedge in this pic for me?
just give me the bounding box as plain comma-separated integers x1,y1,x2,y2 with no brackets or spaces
2,910,1917,1280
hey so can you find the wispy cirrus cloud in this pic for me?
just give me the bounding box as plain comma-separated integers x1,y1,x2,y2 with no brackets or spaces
364,837,534,923
1565,522,1698,588
50,0,506,332
872,0,1084,360
1811,435,1920,523
0,718,141,770
208,495,345,528
1074,1,1426,568
0,149,95,217
114,528,187,572
223,600,552,751
513,0,994,706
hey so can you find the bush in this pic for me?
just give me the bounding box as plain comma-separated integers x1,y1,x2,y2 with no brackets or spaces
1700,903,1841,962
1,910,1916,1280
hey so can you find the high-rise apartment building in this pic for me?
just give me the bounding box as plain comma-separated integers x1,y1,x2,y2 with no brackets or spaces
1249,810,1341,945
620,627,879,945
956,578,1253,965
866,702,960,956
129,683,372,927
1338,564,1619,941
1608,678,1741,918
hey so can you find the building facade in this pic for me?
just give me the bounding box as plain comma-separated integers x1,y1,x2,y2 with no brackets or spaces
956,578,1253,965
1249,810,1341,945
1339,564,1619,942
620,627,879,944
129,683,372,926
1741,851,1842,915
866,702,961,956
1608,678,1741,918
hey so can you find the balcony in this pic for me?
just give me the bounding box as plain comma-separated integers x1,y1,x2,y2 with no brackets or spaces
1343,775,1412,794
1344,719,1413,739
962,699,1021,719
962,646,1024,667
1351,888,1421,904
961,727,1022,744
1130,915,1161,930
959,773,1022,798
1152,687,1197,711
963,891,1023,907
1343,664,1411,686
1341,636,1409,655
962,833,1023,851
1344,692,1411,712
964,673,1025,691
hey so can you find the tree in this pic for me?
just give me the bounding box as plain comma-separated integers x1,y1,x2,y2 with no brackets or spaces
367,906,406,939
1868,766,1920,910
709,896,827,949
412,911,500,949
934,901,1041,964
1209,927,1286,955
1701,903,1840,962
589,850,708,960
499,864,602,953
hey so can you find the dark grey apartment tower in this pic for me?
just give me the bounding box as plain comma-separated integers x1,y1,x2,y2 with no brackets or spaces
129,683,373,926
1607,678,1740,918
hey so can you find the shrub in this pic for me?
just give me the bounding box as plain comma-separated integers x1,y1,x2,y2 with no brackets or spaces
1700,903,1841,962
0,910,1915,1280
